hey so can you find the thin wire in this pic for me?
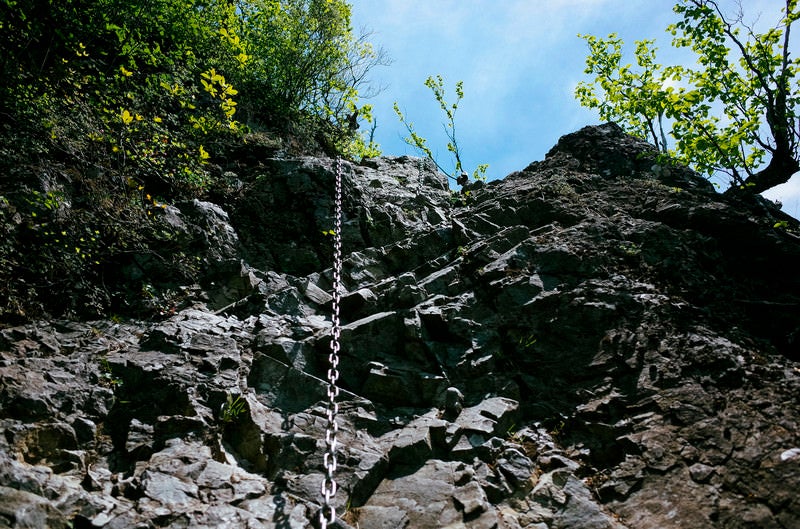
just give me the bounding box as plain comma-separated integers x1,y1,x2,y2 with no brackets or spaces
320,158,343,529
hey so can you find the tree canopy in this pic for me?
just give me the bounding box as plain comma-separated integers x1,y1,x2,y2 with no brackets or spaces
0,0,383,190
575,0,800,194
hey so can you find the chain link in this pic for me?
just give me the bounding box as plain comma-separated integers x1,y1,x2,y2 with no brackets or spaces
320,158,343,529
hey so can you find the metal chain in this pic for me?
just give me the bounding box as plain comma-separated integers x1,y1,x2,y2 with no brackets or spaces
320,158,343,529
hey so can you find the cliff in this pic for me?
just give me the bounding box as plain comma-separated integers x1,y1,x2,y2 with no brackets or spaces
1,123,799,528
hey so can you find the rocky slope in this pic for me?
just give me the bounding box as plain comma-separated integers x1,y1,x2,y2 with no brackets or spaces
1,123,799,528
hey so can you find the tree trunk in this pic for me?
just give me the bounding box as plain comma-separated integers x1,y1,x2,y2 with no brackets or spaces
734,150,799,195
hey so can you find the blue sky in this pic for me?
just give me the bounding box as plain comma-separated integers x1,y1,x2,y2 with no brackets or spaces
348,0,800,217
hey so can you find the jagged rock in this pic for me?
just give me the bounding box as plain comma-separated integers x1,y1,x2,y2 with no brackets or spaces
0,485,71,528
2,124,800,528
180,199,241,263
454,397,520,440
444,386,465,419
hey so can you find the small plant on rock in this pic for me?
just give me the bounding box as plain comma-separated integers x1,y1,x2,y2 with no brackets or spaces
98,357,124,391
618,241,642,257
220,393,246,423
394,76,489,185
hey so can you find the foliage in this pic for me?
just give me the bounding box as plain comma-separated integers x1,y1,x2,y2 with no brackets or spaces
98,357,124,392
339,104,382,160
575,0,800,194
220,394,246,423
229,0,387,152
394,75,489,183
0,0,384,177
0,0,383,320
1,0,242,195
575,35,672,153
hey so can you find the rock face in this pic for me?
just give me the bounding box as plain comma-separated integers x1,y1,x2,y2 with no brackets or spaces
2,123,799,528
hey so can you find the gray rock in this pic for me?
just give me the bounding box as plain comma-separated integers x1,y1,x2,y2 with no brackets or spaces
351,505,409,529
183,199,241,261
453,480,489,515
359,459,462,528
141,469,198,508
497,448,535,490
688,463,715,483
445,386,465,418
0,486,71,528
455,397,520,437
3,125,800,528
